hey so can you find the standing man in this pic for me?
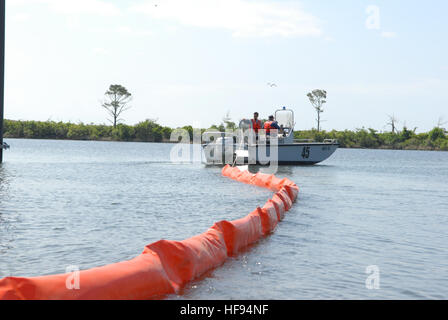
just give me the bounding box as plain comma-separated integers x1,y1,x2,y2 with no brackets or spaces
251,112,262,134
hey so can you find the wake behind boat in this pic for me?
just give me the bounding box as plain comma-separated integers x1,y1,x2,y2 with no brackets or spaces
202,107,339,165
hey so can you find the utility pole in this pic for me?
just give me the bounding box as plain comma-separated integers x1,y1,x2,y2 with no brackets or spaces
0,0,4,163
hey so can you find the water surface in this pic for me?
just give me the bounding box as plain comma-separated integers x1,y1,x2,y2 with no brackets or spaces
0,138,447,299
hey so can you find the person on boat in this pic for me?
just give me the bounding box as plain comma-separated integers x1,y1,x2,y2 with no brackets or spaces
264,115,281,135
251,112,262,134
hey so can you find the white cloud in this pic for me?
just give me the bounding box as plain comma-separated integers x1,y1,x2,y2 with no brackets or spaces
115,26,153,37
381,31,397,38
325,78,447,96
129,0,322,38
92,47,108,56
88,25,154,38
11,13,30,22
9,0,120,16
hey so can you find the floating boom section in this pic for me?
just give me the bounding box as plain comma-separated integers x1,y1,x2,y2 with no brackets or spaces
0,165,299,300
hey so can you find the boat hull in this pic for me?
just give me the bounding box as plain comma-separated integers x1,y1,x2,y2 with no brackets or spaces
202,142,339,165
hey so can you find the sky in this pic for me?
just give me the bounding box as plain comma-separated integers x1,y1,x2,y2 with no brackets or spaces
4,0,448,132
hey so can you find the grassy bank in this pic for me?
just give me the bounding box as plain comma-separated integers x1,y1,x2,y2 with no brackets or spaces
294,128,448,151
3,119,448,151
3,119,177,143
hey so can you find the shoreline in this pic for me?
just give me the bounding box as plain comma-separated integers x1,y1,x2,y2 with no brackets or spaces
3,119,447,152
3,136,447,152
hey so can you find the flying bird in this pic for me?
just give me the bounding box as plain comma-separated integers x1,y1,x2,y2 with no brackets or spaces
267,82,277,87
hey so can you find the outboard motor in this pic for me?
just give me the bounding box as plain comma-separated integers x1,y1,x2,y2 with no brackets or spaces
238,119,252,131
202,132,235,165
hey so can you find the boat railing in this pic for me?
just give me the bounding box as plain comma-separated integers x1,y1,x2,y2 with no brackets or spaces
202,131,225,142
293,139,314,143
293,138,339,144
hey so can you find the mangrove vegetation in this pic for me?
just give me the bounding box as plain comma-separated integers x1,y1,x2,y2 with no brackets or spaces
2,119,448,151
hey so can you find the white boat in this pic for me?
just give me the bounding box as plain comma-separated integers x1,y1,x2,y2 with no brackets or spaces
202,107,339,165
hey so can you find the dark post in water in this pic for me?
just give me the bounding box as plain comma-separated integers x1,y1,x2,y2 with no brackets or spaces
0,0,4,163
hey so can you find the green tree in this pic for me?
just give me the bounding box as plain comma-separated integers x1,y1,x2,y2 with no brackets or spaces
441,140,448,151
225,121,236,130
67,123,90,140
399,126,415,142
134,119,161,142
181,125,194,142
159,127,172,141
428,127,445,141
307,89,327,132
115,124,135,141
102,84,132,128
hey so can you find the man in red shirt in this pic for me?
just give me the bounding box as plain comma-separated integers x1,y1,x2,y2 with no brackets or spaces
251,112,262,134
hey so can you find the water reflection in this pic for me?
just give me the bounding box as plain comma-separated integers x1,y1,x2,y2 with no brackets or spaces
0,163,11,205
0,164,16,261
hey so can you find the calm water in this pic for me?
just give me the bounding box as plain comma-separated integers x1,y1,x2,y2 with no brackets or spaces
0,138,447,299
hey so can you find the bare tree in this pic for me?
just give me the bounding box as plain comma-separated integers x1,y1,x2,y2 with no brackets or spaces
223,111,236,130
102,84,132,128
307,89,327,132
437,116,447,128
387,114,399,133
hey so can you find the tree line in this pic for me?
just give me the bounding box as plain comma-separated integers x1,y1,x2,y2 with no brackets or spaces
294,127,448,151
3,119,448,151
2,119,176,142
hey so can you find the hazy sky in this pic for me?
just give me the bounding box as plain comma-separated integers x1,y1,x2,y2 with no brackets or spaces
4,0,448,132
